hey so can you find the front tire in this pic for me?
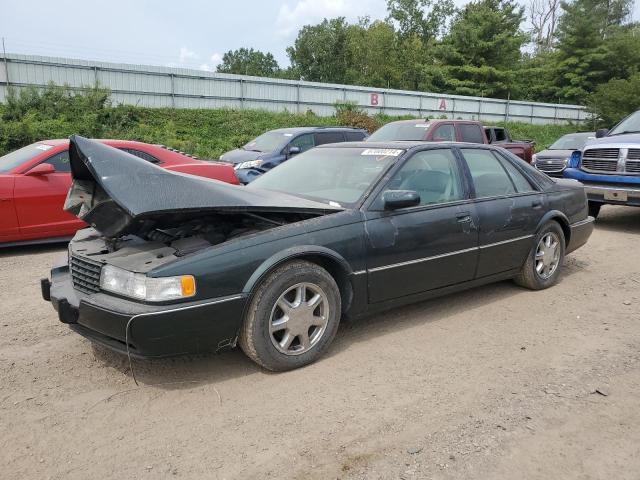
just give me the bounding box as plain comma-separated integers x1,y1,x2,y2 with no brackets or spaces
514,221,565,290
239,260,341,371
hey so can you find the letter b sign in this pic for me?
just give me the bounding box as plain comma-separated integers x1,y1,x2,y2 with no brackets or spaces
370,93,379,106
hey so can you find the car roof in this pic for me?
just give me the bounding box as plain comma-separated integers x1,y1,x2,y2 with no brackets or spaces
316,140,495,151
37,139,158,147
268,126,366,134
381,119,479,126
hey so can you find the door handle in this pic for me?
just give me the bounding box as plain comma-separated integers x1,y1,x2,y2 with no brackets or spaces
531,200,543,209
456,212,472,223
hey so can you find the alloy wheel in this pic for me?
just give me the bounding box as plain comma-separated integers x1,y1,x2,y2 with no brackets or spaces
535,232,561,279
269,282,329,356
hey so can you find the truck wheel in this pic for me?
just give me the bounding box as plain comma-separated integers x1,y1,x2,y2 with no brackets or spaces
514,221,565,291
239,260,341,371
588,202,602,219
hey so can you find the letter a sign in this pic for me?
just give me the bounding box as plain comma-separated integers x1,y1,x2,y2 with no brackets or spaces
370,93,379,106
438,98,447,111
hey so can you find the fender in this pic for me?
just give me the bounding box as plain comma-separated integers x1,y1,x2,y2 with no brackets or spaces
242,245,353,295
536,209,571,242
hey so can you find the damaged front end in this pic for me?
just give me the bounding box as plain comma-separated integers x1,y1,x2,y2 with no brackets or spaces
43,136,343,357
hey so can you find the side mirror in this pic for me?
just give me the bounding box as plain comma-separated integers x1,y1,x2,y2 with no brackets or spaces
26,163,56,176
288,146,301,156
383,190,420,210
595,128,609,138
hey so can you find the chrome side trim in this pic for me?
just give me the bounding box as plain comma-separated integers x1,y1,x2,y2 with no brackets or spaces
368,247,478,273
130,294,245,320
351,270,367,276
570,217,595,228
479,234,534,250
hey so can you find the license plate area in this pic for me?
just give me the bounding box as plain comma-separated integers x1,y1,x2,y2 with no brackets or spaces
604,190,628,202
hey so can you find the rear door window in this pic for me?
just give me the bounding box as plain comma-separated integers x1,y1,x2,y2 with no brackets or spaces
314,132,345,145
461,148,516,198
497,157,536,193
459,124,485,143
431,124,455,141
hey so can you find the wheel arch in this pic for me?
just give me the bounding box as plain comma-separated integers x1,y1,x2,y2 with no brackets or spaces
243,246,355,315
537,210,571,246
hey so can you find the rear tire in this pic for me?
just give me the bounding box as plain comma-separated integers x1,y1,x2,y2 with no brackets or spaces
514,221,565,290
588,202,602,219
239,260,341,371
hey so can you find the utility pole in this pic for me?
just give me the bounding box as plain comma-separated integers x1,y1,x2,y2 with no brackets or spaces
2,37,9,87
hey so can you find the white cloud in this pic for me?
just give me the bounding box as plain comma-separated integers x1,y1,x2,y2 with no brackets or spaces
195,53,224,72
276,0,380,37
210,52,223,66
179,46,199,63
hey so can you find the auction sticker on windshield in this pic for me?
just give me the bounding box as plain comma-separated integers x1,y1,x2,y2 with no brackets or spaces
361,149,403,156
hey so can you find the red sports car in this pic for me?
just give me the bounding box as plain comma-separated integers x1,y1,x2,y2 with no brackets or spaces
0,139,239,246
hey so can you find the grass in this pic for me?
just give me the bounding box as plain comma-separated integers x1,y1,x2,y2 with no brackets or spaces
0,101,586,158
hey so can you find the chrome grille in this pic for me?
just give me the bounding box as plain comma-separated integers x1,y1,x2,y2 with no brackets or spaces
70,254,102,294
626,160,640,174
581,148,620,173
627,149,640,173
535,157,566,174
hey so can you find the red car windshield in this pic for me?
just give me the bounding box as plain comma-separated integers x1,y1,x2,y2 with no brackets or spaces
0,143,54,173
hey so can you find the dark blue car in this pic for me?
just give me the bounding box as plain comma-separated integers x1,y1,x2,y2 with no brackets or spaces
220,126,368,183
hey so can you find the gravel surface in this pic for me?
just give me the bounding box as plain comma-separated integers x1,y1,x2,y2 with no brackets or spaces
1,206,639,479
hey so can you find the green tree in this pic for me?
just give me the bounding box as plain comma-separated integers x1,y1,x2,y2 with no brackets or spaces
286,18,352,83
587,73,640,125
386,0,455,43
552,0,635,103
437,0,528,98
216,48,280,77
344,19,402,88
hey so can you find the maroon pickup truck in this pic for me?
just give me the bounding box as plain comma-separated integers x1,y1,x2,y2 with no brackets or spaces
366,119,535,163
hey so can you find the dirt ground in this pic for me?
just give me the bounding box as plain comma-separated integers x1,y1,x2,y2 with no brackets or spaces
1,206,639,480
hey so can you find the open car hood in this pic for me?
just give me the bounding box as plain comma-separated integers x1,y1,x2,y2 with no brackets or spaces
64,135,341,238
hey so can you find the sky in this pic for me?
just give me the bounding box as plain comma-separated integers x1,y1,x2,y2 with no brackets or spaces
1,0,638,71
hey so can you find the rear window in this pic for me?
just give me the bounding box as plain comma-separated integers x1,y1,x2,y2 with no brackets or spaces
367,122,429,141
314,132,345,145
0,143,54,173
345,131,367,141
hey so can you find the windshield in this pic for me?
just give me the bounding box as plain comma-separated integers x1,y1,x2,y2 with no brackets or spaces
609,111,640,136
248,147,402,206
367,122,429,141
0,143,54,173
548,133,594,150
243,131,290,152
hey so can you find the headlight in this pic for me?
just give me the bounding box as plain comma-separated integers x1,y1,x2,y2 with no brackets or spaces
100,265,196,302
568,150,581,168
531,153,538,165
235,159,263,170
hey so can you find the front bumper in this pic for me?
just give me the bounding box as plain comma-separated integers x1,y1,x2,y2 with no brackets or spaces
563,168,640,207
42,263,247,358
582,184,640,207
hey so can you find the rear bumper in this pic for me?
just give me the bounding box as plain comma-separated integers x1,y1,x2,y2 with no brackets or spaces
43,263,247,358
567,216,595,255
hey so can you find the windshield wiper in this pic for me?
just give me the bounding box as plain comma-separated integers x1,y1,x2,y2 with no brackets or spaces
242,147,263,152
